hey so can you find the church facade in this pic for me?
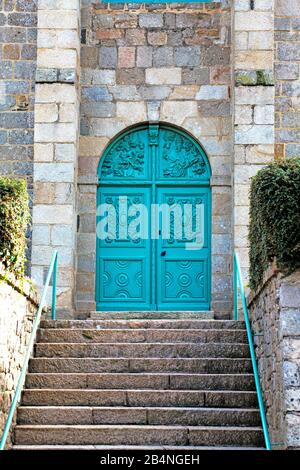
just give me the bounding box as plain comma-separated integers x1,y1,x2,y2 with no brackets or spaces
0,0,297,318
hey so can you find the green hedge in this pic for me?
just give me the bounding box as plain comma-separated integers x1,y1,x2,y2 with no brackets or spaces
249,159,300,290
0,177,30,278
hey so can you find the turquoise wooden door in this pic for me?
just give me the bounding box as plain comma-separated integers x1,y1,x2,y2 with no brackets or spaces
156,187,210,310
96,124,211,311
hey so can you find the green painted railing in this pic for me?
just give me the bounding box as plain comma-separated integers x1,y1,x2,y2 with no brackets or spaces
233,252,271,451
0,251,58,451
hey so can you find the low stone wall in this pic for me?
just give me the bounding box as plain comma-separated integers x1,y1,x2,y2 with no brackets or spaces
0,264,38,449
247,265,300,450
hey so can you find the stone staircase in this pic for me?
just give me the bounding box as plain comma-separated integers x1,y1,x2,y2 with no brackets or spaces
13,315,264,450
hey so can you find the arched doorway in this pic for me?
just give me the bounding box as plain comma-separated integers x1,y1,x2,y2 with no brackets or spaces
96,123,211,311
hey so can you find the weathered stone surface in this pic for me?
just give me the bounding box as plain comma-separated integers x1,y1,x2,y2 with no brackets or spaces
98,47,117,69
81,102,116,118
153,47,173,67
118,47,135,69
254,105,274,125
36,68,57,83
33,205,73,225
249,30,273,50
126,29,146,46
281,310,300,336
116,102,147,123
139,85,171,101
0,272,36,448
174,46,201,67
82,87,112,102
201,46,230,66
276,0,300,16
235,12,273,31
35,123,77,143
81,47,97,68
277,43,300,61
235,105,252,125
280,276,300,308
38,10,77,29
235,86,274,105
196,85,228,100
283,361,300,387
182,67,210,85
248,268,300,449
161,101,198,125
116,68,145,85
275,63,299,80
147,31,167,46
35,103,58,123
35,341,250,359
286,413,300,447
147,101,160,121
198,100,231,117
82,69,116,86
235,51,273,70
169,86,198,100
145,67,181,85
32,224,50,245
0,1,37,253
108,85,140,101
38,49,76,69
34,143,53,162
36,84,77,103
139,14,163,29
136,46,152,68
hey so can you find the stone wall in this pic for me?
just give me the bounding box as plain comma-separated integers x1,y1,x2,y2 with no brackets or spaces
248,265,300,449
0,264,37,449
233,0,275,283
274,0,300,159
31,0,81,315
0,0,37,266
78,1,233,317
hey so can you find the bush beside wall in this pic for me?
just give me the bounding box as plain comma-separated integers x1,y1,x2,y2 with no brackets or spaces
0,178,30,279
249,159,300,290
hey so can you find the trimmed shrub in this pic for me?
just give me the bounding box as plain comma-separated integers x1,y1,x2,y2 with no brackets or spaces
0,177,30,278
249,159,300,290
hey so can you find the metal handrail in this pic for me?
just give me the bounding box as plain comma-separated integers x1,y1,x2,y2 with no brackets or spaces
0,251,58,450
233,252,271,450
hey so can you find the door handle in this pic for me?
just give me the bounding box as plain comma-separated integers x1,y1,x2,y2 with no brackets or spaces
161,251,167,257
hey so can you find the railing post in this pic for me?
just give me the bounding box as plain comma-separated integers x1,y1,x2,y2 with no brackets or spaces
51,253,58,321
233,255,238,321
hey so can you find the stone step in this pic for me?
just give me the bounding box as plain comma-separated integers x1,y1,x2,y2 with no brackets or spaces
25,373,255,391
90,311,214,320
22,389,258,408
34,342,250,358
40,320,245,330
29,357,253,374
37,328,247,344
14,424,264,447
13,445,265,450
17,406,261,427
